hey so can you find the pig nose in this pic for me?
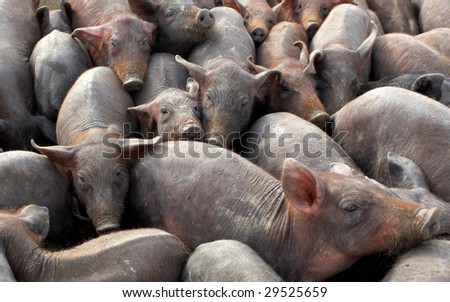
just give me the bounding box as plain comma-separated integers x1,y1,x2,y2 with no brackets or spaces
306,21,320,41
204,132,225,147
123,77,144,92
95,218,121,235
181,121,203,141
197,9,215,28
416,208,441,239
250,28,266,44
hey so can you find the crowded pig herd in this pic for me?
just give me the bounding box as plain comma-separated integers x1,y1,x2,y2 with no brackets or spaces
0,0,449,282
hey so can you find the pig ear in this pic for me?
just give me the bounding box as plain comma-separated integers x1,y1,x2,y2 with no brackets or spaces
272,1,284,16
31,139,78,167
222,0,247,16
72,25,107,51
356,21,378,59
18,205,50,240
303,49,325,75
293,40,310,67
329,162,355,176
175,55,208,87
246,56,269,74
128,104,156,134
411,73,445,101
281,158,325,214
60,0,73,23
36,6,50,34
387,152,430,190
254,69,282,101
109,136,161,160
186,77,200,98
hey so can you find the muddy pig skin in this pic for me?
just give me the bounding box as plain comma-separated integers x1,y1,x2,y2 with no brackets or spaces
332,87,450,203
67,0,158,91
0,206,189,281
32,67,160,235
128,140,440,281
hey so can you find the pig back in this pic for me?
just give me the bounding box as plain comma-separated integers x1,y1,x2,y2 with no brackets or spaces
310,4,381,51
133,53,189,106
56,67,138,145
333,87,450,202
188,7,255,69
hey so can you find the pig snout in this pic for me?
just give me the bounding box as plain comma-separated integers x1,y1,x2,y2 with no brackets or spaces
95,218,121,235
416,207,441,240
306,21,320,41
181,120,203,140
250,28,267,44
204,132,225,148
196,9,215,29
123,76,144,92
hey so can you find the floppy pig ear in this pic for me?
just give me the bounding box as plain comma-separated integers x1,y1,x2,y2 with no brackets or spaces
18,205,50,240
72,25,107,51
303,49,325,75
31,139,78,167
281,158,325,214
254,68,282,101
107,136,161,160
128,104,156,134
411,73,445,101
387,152,429,190
175,55,208,87
36,6,50,33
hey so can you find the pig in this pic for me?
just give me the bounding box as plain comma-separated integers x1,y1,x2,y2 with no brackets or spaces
365,0,420,34
415,28,450,59
30,30,93,122
253,21,328,128
383,239,450,282
128,140,440,281
222,0,282,44
413,0,450,32
128,0,215,56
36,2,72,36
0,205,190,281
128,78,203,141
32,67,160,235
183,240,283,281
66,0,158,91
359,72,446,102
244,112,450,235
0,151,77,245
277,0,356,40
129,53,203,141
371,33,450,80
332,87,450,203
0,0,56,151
176,7,280,149
306,4,381,114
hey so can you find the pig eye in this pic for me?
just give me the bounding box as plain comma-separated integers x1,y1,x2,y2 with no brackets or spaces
160,107,169,114
165,8,175,18
344,203,360,213
140,39,150,51
77,173,89,190
268,19,275,26
110,41,118,52
321,6,330,16
244,14,251,20
281,84,291,93
297,3,303,10
239,96,250,107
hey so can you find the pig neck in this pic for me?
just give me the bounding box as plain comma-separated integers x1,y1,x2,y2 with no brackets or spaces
205,171,356,281
4,230,58,281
